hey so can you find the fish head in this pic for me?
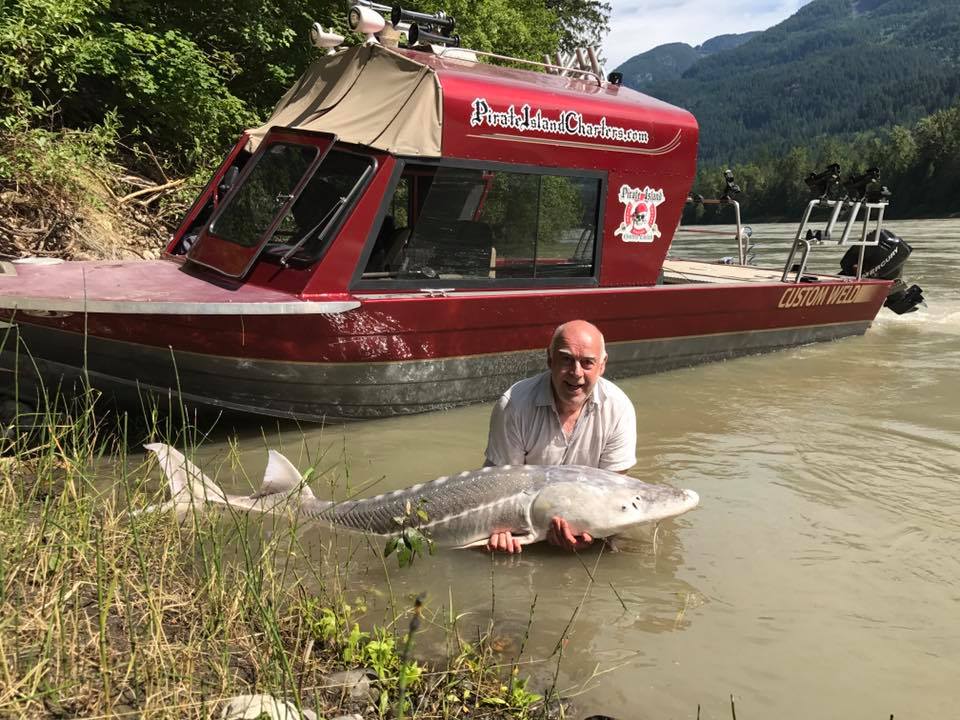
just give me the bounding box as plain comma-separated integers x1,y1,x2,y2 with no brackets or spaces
531,466,699,538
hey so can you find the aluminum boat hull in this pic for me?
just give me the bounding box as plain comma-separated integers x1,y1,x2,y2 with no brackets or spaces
0,259,888,420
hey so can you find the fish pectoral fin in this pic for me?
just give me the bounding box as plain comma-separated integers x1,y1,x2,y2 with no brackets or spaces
455,531,537,550
259,450,316,501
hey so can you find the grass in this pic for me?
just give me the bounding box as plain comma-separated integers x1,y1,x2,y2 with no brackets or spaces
0,395,570,719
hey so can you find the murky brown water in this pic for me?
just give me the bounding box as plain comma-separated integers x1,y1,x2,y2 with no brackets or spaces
209,218,960,719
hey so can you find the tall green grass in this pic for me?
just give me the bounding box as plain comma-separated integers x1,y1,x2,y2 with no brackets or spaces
0,388,561,719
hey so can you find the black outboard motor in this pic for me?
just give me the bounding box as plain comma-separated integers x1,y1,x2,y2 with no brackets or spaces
839,228,924,314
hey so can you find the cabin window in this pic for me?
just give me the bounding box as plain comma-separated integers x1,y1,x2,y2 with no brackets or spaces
262,149,373,264
206,142,371,264
361,163,600,282
210,142,318,249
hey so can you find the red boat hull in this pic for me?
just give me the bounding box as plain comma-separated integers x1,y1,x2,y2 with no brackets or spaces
2,275,888,419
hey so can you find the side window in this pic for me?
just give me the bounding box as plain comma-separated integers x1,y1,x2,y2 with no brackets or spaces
361,164,600,282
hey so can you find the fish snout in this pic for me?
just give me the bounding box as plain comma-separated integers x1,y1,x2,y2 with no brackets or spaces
683,489,700,510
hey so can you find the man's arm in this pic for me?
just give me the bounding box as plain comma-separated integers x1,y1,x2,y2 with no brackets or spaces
484,395,528,552
484,394,526,466
598,392,637,472
548,389,636,550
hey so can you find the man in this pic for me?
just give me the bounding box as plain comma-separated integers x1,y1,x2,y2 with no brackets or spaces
484,320,637,554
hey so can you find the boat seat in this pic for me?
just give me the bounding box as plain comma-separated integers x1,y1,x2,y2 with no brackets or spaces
381,227,411,272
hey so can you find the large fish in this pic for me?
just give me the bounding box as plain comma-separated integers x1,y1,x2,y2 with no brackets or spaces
143,444,699,549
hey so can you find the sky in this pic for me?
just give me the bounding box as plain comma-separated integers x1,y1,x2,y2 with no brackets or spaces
603,0,813,70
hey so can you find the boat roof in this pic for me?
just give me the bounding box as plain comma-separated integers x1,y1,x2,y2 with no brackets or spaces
246,43,696,160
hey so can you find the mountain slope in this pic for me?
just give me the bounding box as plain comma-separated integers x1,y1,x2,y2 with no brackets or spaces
622,0,960,164
614,33,759,89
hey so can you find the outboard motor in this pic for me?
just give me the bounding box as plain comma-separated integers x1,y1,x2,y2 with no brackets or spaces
839,228,924,314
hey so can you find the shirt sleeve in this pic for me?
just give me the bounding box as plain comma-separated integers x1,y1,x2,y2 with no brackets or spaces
484,394,527,466
599,392,637,472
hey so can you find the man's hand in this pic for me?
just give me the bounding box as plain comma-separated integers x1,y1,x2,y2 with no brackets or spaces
547,517,593,551
487,530,523,554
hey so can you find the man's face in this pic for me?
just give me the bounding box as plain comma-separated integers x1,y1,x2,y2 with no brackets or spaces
547,329,607,408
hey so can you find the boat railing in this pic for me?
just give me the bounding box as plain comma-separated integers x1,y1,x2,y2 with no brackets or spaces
781,165,890,282
438,46,605,85
681,169,753,265
682,165,893,282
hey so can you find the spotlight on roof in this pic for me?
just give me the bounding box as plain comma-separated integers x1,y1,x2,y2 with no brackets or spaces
309,23,345,53
348,4,386,41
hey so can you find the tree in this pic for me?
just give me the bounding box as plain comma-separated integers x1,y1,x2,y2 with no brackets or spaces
544,0,611,53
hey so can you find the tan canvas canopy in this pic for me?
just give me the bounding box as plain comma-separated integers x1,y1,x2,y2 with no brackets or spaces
246,44,442,157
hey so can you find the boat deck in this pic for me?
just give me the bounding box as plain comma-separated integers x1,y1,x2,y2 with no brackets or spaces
662,258,838,285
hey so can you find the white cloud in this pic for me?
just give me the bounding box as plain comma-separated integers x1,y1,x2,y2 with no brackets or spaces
603,0,812,71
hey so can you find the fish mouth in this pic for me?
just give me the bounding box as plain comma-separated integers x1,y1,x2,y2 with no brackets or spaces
684,489,700,508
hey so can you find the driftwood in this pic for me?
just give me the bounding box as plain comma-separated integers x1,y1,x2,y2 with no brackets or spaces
118,178,185,206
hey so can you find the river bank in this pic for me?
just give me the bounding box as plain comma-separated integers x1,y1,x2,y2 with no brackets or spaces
0,415,562,719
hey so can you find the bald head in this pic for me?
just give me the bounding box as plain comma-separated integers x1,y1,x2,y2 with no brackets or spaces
546,320,608,410
549,320,606,359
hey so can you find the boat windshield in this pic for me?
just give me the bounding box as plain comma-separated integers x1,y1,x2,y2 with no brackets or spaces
211,142,318,249
262,149,373,265
187,133,372,277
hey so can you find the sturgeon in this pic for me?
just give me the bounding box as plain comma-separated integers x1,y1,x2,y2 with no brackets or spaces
144,444,699,548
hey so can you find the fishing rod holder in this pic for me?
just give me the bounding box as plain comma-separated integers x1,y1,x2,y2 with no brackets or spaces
804,162,841,199
782,164,892,282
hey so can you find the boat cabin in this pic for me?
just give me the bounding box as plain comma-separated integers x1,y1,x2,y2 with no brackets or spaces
169,42,698,296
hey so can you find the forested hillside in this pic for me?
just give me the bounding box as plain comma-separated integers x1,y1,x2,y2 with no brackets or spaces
685,99,960,222
615,32,758,89
628,0,960,166
1,0,957,260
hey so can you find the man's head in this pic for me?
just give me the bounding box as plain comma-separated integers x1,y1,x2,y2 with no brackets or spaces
546,320,608,409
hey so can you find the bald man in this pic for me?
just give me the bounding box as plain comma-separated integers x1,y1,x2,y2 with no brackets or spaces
484,320,637,553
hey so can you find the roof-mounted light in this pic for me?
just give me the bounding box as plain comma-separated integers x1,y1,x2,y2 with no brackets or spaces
309,23,345,54
348,4,386,42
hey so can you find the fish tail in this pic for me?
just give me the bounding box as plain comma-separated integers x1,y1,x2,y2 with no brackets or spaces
142,443,227,518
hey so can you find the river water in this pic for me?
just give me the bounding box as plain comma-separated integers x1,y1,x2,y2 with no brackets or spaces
207,218,959,719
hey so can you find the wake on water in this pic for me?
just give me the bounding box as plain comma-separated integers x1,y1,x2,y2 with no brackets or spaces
872,297,960,334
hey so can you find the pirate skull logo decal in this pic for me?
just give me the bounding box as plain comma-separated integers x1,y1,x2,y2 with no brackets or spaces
614,185,666,243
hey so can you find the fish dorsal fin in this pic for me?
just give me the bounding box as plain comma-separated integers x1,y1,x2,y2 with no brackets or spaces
144,443,227,507
259,450,316,500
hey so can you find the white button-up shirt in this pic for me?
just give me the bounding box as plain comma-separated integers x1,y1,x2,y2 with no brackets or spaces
484,371,637,471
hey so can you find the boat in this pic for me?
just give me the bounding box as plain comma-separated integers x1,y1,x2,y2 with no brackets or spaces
0,3,924,422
